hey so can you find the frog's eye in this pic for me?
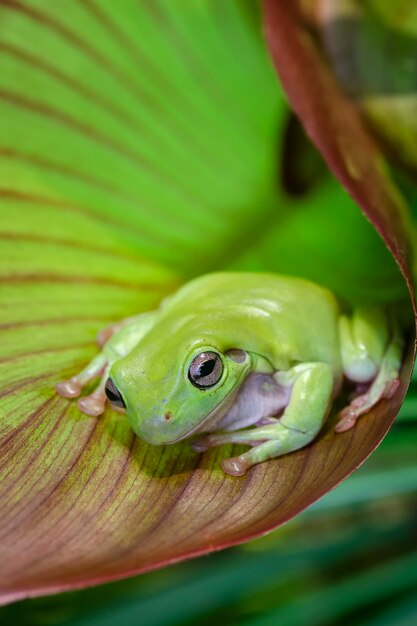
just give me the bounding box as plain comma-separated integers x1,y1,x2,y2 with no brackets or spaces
188,351,223,389
104,377,126,409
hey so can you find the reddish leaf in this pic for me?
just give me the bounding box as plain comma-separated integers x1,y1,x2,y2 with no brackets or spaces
263,0,415,296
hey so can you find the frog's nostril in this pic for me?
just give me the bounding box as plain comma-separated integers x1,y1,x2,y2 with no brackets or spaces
164,411,173,421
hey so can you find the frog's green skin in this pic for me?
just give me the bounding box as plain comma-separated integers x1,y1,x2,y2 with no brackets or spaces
56,273,402,476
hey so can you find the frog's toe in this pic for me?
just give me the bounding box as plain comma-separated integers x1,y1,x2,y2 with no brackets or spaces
384,377,400,399
351,394,367,408
55,378,82,399
335,412,357,433
336,372,401,434
77,392,107,417
335,401,363,432
221,455,250,477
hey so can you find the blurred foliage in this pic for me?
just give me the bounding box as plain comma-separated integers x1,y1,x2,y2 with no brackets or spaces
317,0,417,176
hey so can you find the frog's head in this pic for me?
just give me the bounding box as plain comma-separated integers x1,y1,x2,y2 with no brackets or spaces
105,319,252,444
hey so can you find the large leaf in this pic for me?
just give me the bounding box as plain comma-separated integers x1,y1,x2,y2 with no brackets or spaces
0,0,414,604
3,424,417,625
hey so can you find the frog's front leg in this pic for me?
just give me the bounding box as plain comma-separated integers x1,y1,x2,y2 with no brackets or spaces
194,362,334,476
336,308,402,432
56,311,157,416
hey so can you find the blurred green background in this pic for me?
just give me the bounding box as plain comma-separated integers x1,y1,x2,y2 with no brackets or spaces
2,0,417,624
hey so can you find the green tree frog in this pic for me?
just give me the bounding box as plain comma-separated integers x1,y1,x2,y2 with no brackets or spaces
56,273,402,476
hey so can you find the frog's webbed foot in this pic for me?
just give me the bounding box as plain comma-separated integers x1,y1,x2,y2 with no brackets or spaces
77,365,111,417
56,353,110,416
222,456,251,477
335,376,400,433
55,378,84,399
336,331,402,433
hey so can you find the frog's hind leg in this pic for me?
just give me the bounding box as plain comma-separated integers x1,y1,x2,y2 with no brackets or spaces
336,332,402,432
194,362,334,476
336,310,403,433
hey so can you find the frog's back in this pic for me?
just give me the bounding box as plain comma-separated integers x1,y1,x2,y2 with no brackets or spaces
163,272,341,373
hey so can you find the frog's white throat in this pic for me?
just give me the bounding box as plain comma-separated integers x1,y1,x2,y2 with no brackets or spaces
175,372,291,443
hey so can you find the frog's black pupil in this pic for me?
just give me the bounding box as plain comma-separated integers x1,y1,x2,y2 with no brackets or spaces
198,359,215,378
